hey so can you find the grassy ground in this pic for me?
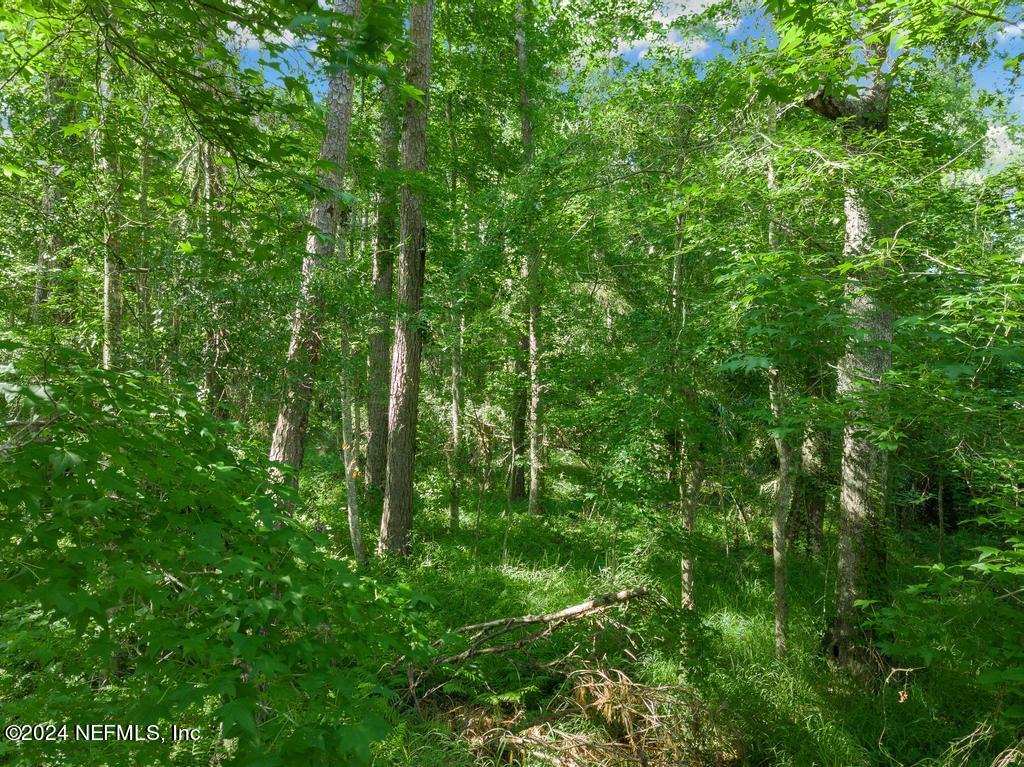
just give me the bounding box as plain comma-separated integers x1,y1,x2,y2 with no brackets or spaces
302,454,1013,766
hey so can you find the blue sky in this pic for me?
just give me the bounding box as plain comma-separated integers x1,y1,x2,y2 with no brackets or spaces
618,0,1024,116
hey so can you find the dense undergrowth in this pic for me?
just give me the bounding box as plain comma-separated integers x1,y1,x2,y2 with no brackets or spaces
304,456,1020,767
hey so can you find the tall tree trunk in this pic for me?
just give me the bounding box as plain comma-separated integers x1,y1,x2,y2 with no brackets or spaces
443,48,464,531
96,58,122,370
33,75,67,322
137,118,154,354
831,186,893,668
365,83,400,497
199,141,229,418
378,0,435,556
449,310,464,530
269,0,360,476
936,471,944,563
516,0,544,515
768,367,796,658
805,40,892,671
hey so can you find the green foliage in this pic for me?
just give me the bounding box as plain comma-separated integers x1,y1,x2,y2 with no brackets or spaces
0,346,428,766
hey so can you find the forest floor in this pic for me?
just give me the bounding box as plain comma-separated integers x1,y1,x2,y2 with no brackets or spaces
304,456,1006,767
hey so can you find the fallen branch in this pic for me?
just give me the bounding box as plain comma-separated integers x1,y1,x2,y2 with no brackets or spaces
406,588,651,700
456,588,650,638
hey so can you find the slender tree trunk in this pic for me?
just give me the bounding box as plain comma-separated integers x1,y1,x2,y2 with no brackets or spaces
96,59,122,370
340,366,367,564
33,76,67,322
365,83,400,497
443,54,464,531
449,310,464,530
680,458,703,610
137,121,154,353
831,186,893,667
509,350,528,500
515,0,544,515
199,141,229,418
936,471,944,563
799,425,828,555
378,0,435,556
269,0,360,476
768,367,796,658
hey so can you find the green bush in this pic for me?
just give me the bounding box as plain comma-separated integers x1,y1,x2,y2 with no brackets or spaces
0,351,427,766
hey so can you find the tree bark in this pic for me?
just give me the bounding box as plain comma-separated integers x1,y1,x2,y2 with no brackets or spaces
516,0,544,515
365,82,400,497
378,0,435,556
33,75,68,322
805,40,893,671
340,366,367,564
797,424,828,555
831,186,893,668
199,140,229,418
137,112,154,354
680,458,704,610
269,0,360,476
449,311,464,530
768,367,796,658
96,58,122,370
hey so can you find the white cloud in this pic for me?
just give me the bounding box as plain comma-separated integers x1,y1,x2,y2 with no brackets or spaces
986,125,1024,173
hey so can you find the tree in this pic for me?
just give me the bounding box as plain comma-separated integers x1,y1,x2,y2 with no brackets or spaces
269,0,362,477
378,0,436,556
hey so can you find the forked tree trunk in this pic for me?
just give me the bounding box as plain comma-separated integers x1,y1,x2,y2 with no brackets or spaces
365,82,400,497
269,0,360,476
378,0,435,556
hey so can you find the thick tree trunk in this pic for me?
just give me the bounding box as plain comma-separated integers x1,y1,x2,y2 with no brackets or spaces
768,367,796,658
366,83,400,497
831,186,893,668
378,0,435,556
269,0,360,476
